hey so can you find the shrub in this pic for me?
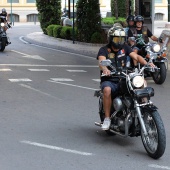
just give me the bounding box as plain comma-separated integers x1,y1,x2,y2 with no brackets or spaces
90,32,103,44
46,25,55,36
60,26,72,40
53,25,62,38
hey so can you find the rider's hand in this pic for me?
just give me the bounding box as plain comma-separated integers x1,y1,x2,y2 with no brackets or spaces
148,62,155,68
103,69,111,76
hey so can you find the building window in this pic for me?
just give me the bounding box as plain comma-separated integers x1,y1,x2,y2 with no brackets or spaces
7,0,19,3
155,0,162,3
27,0,36,2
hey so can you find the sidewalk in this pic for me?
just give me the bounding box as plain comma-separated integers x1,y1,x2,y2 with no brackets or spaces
22,21,170,58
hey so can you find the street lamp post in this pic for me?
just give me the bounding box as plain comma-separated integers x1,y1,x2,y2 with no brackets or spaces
168,0,170,22
10,0,13,24
72,0,75,44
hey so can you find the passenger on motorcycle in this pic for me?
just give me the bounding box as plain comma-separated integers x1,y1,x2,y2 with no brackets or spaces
97,24,155,130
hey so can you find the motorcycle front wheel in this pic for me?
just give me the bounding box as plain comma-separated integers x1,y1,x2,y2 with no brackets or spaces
0,37,7,51
141,109,166,159
151,62,166,84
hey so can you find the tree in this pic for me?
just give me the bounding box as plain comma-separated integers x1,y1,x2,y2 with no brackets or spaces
76,0,102,42
111,0,135,18
36,0,61,34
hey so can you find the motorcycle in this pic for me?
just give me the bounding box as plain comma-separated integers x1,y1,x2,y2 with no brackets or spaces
94,59,166,159
0,16,11,52
135,36,169,84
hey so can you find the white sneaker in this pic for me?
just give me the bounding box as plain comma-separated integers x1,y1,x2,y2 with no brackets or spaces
101,118,111,130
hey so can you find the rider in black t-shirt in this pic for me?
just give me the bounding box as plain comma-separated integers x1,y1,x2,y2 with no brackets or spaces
97,24,155,130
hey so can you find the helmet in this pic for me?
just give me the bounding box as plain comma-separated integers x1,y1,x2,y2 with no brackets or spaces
2,8,7,14
107,24,126,49
134,15,144,23
126,15,134,22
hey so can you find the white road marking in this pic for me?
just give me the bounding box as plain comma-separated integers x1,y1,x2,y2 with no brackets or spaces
92,79,100,82
11,50,28,56
0,69,12,71
28,69,49,71
0,64,97,67
9,78,32,82
11,50,46,61
48,80,99,91
20,84,62,100
67,70,87,72
20,140,93,156
19,36,28,44
22,55,46,61
50,78,74,81
148,164,170,170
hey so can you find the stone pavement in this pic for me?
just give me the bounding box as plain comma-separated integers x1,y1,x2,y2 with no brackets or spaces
17,21,170,59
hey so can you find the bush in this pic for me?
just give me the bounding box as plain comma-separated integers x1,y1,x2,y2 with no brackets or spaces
46,25,55,36
60,26,72,40
53,25,62,38
90,32,104,44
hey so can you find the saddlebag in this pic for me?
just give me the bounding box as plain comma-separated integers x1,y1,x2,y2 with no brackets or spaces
134,87,154,99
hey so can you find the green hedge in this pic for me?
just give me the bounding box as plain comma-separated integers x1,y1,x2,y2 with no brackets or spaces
46,25,56,37
53,25,62,38
60,26,73,40
90,32,104,43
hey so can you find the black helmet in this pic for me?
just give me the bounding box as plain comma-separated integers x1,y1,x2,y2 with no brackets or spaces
107,24,126,49
126,15,134,22
2,8,6,13
134,15,144,23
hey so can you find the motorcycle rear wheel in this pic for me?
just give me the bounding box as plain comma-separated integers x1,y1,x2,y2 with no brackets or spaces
151,62,166,84
141,110,166,159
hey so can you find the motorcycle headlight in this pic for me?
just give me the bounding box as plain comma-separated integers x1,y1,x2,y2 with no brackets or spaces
152,44,161,52
132,76,144,88
1,23,5,27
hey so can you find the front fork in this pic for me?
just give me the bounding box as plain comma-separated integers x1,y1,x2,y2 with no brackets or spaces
134,100,148,136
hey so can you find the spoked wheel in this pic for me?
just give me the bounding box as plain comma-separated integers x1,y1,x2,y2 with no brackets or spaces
151,63,166,84
99,96,115,136
141,109,166,159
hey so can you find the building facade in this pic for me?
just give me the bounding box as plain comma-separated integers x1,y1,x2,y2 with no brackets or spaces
0,0,168,23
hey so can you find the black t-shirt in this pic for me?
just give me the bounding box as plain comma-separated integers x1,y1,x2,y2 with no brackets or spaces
97,44,132,82
128,28,153,49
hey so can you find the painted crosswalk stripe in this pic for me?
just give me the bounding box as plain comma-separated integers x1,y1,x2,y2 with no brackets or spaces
66,70,87,72
0,69,12,71
50,78,74,81
28,69,49,71
92,79,100,82
9,78,32,82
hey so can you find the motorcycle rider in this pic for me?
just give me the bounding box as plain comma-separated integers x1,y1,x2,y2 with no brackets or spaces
97,24,155,130
0,8,7,22
127,15,161,54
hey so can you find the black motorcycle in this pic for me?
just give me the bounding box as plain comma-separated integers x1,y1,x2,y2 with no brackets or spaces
0,16,11,51
94,59,166,159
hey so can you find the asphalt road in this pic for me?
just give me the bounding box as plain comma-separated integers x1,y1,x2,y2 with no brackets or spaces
0,24,170,170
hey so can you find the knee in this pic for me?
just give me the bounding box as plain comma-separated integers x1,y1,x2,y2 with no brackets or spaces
103,87,111,97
